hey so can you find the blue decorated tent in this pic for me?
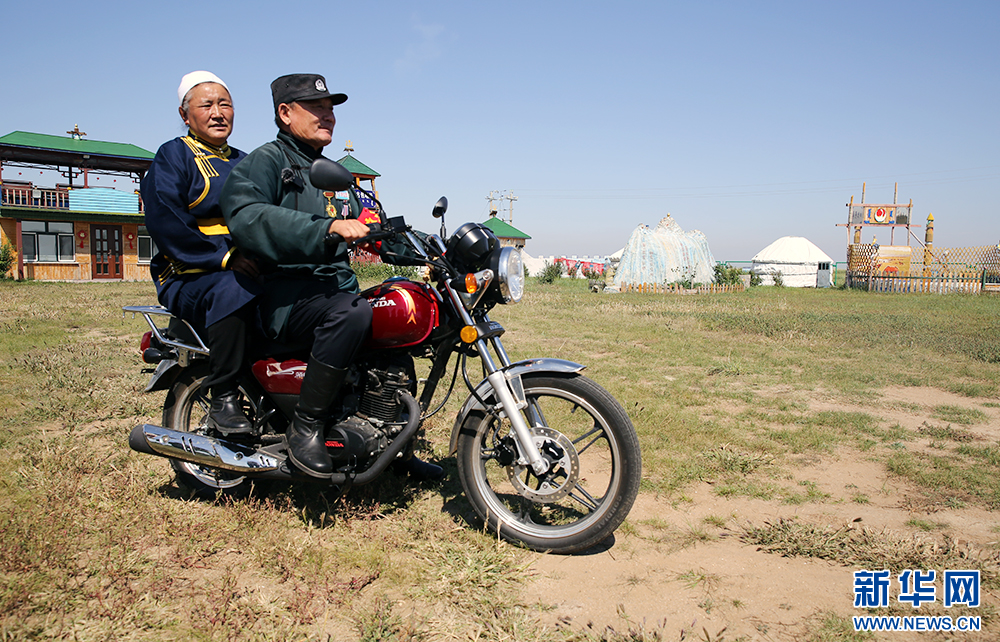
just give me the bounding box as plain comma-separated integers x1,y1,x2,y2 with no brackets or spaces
610,215,716,290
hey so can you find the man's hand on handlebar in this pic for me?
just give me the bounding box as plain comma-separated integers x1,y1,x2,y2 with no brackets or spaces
328,219,370,243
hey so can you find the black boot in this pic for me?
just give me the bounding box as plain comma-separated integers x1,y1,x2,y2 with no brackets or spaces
286,356,347,479
208,390,253,435
203,309,253,435
394,455,444,481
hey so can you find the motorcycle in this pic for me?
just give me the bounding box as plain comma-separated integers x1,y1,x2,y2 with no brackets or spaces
124,158,641,554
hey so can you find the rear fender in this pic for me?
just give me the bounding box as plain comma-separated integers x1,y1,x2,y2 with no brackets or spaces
144,359,183,393
447,358,585,454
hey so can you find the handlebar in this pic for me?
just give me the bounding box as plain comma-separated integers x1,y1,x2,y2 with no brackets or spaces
326,218,407,250
350,223,398,249
328,208,447,274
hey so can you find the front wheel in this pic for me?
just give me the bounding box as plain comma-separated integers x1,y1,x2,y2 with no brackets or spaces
456,374,641,554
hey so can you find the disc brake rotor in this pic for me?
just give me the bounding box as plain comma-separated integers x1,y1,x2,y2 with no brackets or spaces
506,427,580,502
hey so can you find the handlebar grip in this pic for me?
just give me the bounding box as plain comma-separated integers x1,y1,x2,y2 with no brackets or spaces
348,229,394,249
327,231,380,250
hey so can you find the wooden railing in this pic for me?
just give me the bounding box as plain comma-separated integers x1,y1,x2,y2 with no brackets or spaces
0,183,144,214
1,184,70,209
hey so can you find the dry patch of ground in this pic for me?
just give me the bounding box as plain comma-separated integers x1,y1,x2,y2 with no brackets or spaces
522,386,1000,641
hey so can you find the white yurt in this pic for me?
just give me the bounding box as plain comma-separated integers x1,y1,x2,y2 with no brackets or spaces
610,215,716,290
520,251,548,277
751,236,834,287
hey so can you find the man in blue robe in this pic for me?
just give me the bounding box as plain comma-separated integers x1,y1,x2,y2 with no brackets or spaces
143,71,261,434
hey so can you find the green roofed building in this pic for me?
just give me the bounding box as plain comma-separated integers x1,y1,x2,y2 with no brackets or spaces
337,141,381,201
0,129,154,173
1,127,154,280
482,213,531,250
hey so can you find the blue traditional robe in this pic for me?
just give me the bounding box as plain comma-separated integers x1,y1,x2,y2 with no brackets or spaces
142,134,258,328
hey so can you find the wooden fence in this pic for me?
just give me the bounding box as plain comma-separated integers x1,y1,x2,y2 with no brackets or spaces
616,282,746,294
866,274,999,294
847,243,1000,294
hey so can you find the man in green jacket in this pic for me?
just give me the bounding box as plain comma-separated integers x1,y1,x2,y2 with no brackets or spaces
220,73,439,481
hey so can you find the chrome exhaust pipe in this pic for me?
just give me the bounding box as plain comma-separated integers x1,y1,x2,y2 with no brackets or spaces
129,390,422,483
129,423,280,473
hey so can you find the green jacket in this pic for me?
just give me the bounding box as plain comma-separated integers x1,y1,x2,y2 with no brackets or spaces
220,131,364,339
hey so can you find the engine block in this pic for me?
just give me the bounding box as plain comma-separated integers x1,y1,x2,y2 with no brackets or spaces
358,364,412,423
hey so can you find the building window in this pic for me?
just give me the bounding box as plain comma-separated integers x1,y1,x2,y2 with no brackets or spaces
818,262,831,271
21,221,75,262
137,225,158,263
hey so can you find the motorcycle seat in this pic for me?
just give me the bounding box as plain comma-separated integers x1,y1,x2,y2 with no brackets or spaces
165,318,309,361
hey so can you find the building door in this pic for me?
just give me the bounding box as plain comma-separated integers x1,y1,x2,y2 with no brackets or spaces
91,225,123,279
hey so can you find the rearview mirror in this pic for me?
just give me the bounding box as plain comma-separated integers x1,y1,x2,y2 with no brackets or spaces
309,158,355,191
432,197,448,218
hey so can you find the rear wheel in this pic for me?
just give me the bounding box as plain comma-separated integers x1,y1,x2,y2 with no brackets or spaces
162,371,256,500
456,374,641,554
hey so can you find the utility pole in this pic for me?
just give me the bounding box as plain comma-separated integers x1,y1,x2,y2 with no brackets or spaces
504,191,518,224
486,190,500,218
486,190,518,222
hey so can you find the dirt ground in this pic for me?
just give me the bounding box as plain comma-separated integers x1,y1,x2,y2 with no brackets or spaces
521,387,1000,641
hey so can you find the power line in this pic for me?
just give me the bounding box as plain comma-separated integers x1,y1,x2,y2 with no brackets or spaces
515,166,1000,200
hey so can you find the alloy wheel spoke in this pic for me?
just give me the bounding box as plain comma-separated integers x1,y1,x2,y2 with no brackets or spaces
526,398,548,428
573,422,605,455
570,484,601,512
515,499,537,525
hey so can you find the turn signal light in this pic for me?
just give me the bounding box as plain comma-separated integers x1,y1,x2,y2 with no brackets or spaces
460,325,479,343
451,269,494,294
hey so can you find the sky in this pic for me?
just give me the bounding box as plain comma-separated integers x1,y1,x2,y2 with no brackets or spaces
2,0,998,263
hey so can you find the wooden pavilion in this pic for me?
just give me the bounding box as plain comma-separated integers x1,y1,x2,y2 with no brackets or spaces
0,128,154,280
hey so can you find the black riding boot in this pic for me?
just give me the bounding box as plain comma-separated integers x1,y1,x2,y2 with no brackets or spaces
208,390,253,435
204,311,252,435
286,356,347,479
394,454,445,481
393,438,444,481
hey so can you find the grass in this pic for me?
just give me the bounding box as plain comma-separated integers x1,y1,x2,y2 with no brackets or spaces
931,404,989,425
916,420,976,442
741,517,1000,588
3,279,1000,639
886,449,1000,508
805,612,875,641
906,518,950,532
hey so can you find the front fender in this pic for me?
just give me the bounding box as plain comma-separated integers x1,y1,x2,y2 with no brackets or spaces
447,358,585,454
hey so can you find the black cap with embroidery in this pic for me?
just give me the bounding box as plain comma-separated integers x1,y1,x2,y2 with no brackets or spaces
270,74,348,111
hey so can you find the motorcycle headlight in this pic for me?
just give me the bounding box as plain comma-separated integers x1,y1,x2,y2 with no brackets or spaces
489,246,524,304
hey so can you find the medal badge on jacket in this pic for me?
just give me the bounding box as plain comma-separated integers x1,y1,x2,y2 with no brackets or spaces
324,191,346,218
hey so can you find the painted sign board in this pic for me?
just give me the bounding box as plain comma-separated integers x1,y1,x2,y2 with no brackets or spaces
874,246,912,276
849,204,911,226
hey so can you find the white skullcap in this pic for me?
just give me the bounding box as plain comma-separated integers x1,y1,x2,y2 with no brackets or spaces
177,71,229,105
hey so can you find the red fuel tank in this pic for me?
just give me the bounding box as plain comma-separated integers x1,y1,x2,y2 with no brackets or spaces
362,278,440,349
252,358,307,395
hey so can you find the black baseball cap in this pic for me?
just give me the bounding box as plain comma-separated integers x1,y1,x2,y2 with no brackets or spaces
270,74,348,111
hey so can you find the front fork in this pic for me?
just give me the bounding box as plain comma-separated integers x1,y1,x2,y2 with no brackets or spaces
439,272,550,476
476,337,550,476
